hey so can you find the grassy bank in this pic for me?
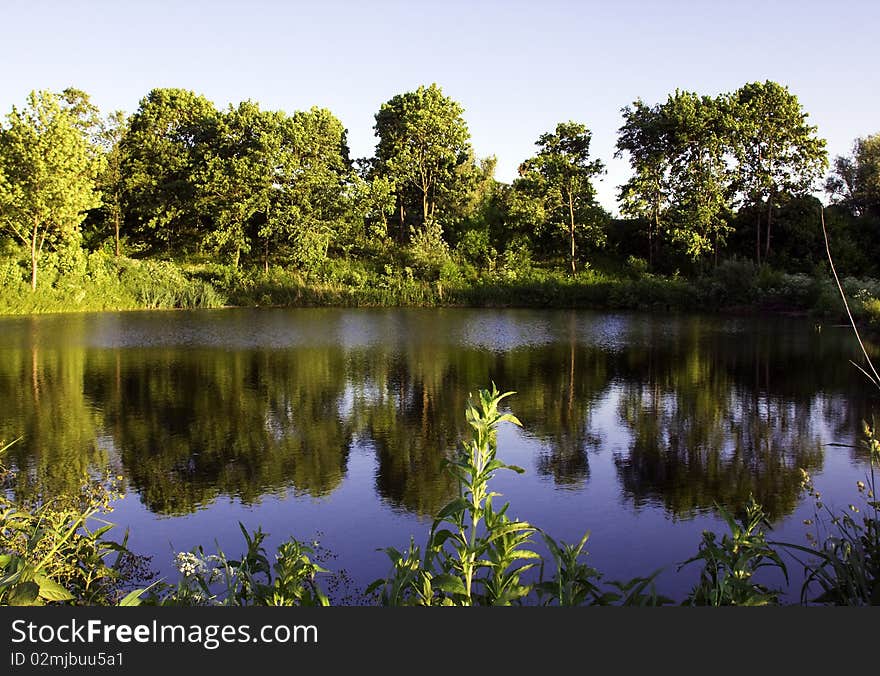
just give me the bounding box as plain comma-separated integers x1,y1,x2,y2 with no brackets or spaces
0,249,225,315
3,248,880,326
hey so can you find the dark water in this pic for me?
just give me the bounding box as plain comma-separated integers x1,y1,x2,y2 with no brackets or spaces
0,308,876,603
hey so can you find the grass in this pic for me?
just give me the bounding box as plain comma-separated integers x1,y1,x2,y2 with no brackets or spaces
0,249,226,315
3,243,880,323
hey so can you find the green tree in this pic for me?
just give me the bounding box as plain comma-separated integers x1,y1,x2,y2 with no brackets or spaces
0,90,103,290
728,81,827,263
196,101,280,267
445,156,500,257
663,91,733,264
616,100,672,268
373,84,473,240
826,133,880,217
266,107,352,272
515,121,607,273
95,110,128,258
121,88,217,256
346,170,396,244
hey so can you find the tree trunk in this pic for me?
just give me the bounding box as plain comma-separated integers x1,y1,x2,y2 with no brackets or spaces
30,222,38,291
398,202,405,242
568,191,576,275
650,195,660,269
264,239,269,273
765,198,773,260
755,208,762,266
114,190,121,258
422,188,429,228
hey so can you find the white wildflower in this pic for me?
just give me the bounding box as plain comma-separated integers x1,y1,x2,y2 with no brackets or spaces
175,551,205,577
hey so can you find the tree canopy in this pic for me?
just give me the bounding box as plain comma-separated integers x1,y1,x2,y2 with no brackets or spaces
515,121,607,273
373,83,474,240
0,89,103,289
1,79,866,296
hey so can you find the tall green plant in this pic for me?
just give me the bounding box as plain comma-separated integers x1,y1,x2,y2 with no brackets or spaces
680,496,788,606
371,386,539,605
787,430,879,605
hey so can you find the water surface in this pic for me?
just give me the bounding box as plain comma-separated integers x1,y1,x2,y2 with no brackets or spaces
0,308,875,602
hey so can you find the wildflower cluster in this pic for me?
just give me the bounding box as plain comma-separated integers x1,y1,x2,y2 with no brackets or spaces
174,552,206,578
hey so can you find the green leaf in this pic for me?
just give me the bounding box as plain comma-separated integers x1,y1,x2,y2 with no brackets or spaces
432,574,468,596
430,529,458,548
118,588,148,607
434,497,469,521
7,581,40,606
34,575,74,602
90,524,115,540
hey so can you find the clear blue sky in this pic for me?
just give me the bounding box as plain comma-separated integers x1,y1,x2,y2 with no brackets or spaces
2,0,877,212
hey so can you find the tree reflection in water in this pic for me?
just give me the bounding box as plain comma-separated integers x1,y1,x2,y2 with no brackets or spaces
0,310,873,525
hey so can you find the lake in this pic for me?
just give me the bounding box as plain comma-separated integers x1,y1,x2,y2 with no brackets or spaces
0,307,876,603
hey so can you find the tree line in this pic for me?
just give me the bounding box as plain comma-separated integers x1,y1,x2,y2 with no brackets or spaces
1,80,878,292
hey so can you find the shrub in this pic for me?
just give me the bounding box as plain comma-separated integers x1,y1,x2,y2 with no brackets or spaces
625,255,649,278
0,440,150,606
706,258,758,306
408,221,451,280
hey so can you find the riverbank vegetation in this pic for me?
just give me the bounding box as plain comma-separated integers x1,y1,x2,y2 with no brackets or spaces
1,83,880,322
2,385,877,606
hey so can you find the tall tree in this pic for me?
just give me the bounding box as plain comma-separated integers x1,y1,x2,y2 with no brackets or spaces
347,168,396,244
826,132,880,217
96,110,128,258
196,101,279,267
663,91,733,264
728,81,827,263
121,88,217,256
515,121,607,273
373,84,473,239
267,106,352,272
0,90,103,290
616,100,673,268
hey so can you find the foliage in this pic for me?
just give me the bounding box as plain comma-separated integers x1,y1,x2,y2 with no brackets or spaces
616,99,672,268
788,427,880,605
373,83,474,238
0,439,149,606
407,220,451,278
195,101,278,267
121,88,218,255
369,386,673,606
0,249,225,314
0,89,103,290
729,81,828,263
271,107,353,273
826,132,880,218
2,81,878,313
533,531,603,605
680,496,788,606
515,121,608,273
369,385,538,605
155,524,329,607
